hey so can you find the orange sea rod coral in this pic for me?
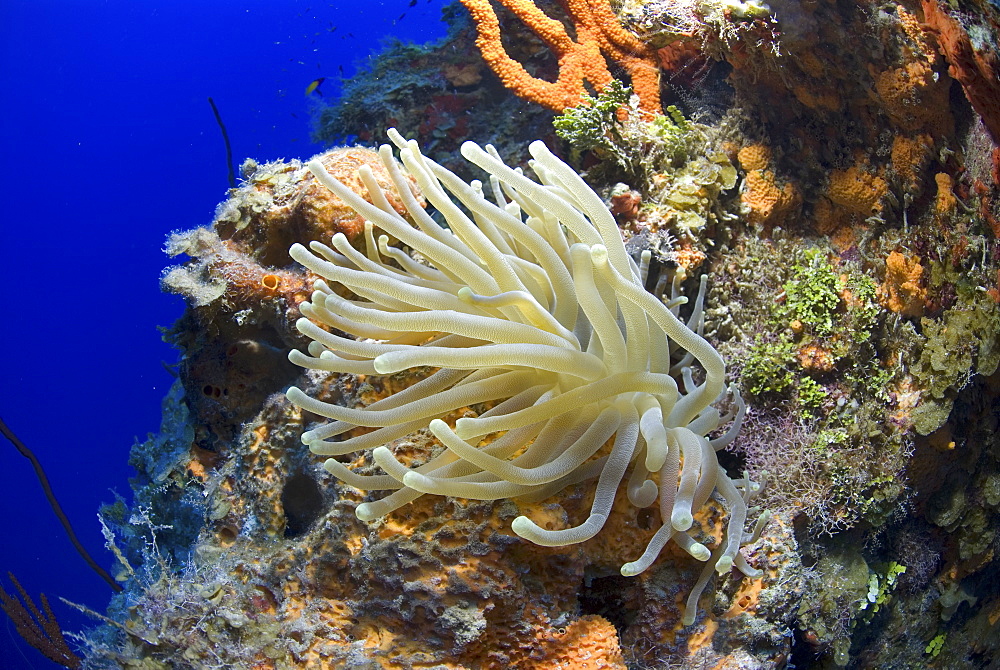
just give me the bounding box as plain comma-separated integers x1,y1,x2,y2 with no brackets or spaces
460,0,661,113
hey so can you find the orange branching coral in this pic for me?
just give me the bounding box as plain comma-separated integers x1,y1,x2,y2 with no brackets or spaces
879,251,926,317
656,39,704,88
460,0,661,113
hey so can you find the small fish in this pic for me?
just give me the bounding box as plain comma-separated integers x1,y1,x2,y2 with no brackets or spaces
398,12,406,21
409,0,416,6
305,77,326,96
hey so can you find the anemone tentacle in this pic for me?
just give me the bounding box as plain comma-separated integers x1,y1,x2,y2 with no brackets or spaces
286,130,764,625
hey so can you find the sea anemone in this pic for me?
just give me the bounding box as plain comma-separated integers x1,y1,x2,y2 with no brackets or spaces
286,129,766,624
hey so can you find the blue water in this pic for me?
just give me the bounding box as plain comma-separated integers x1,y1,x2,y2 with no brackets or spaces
0,2,449,667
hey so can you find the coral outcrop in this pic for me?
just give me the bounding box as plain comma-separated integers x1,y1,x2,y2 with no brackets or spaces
73,1,1000,669
158,148,423,447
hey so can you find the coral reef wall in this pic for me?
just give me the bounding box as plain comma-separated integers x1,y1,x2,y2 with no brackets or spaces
84,1,1000,669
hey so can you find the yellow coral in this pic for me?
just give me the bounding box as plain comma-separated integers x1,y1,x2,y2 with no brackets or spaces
299,147,422,242
737,143,801,228
890,133,933,194
897,6,935,61
742,168,800,227
934,172,957,214
879,251,926,317
868,6,944,133
828,220,859,251
871,58,952,134
211,147,423,268
827,164,888,216
737,143,771,172
532,616,627,669
674,242,707,272
790,83,841,112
